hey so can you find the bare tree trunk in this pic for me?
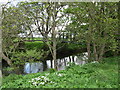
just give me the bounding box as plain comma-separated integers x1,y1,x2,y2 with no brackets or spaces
72,56,75,62
69,33,72,41
87,41,91,62
52,3,57,70
64,58,66,66
86,3,95,62
98,44,105,61
2,53,12,65
53,40,57,70
63,32,64,39
0,4,2,86
42,60,47,71
59,33,61,40
50,60,53,68
93,43,98,61
30,63,31,73
52,19,57,69
69,56,72,62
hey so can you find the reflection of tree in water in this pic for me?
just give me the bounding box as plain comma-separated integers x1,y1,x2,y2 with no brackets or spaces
77,52,88,61
24,52,88,73
24,62,43,74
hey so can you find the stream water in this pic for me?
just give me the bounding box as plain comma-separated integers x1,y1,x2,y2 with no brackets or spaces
24,52,88,74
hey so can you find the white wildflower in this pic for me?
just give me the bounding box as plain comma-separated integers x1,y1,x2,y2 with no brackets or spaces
50,81,53,83
91,61,99,63
39,82,45,85
50,81,55,83
41,76,45,78
33,82,37,85
29,76,55,86
38,76,41,78
45,73,50,76
44,78,49,81
58,74,63,77
43,77,46,79
35,77,40,81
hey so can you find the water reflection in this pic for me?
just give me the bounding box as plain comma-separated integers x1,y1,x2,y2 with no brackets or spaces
24,52,88,73
24,62,43,73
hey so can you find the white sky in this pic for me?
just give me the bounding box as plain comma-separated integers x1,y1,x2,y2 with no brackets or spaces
0,0,119,3
0,0,9,3
0,0,28,4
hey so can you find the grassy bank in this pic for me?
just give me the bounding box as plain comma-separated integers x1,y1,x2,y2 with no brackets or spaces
24,41,86,56
2,56,119,88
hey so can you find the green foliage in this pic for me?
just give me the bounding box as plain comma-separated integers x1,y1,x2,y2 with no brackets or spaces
2,56,119,88
67,43,86,50
25,41,44,50
3,67,14,72
11,49,44,66
66,62,76,70
48,68,57,73
65,2,118,60
1,2,119,88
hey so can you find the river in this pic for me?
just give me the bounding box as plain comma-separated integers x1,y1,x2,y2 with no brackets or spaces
24,52,88,74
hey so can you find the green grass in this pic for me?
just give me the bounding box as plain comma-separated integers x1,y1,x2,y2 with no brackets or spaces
25,41,44,50
25,41,86,51
67,43,86,50
2,56,119,88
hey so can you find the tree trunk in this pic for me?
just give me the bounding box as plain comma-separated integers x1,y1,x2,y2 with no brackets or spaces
72,56,75,62
93,43,98,61
69,56,72,62
63,32,64,39
64,58,66,66
50,60,53,68
53,41,57,70
87,41,91,62
98,44,105,61
52,20,57,70
0,4,2,86
2,53,12,66
42,60,47,71
66,33,69,40
30,63,31,73
59,33,61,40
52,3,57,70
70,34,72,41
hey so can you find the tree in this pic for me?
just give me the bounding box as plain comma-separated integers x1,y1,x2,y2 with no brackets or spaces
88,2,118,61
1,1,39,67
17,2,68,70
2,5,23,66
0,3,2,86
65,2,118,62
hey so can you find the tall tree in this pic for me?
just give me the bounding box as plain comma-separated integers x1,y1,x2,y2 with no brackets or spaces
18,2,67,70
65,2,118,62
0,3,2,86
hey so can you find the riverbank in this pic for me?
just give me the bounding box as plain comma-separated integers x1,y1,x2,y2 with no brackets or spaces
2,56,119,88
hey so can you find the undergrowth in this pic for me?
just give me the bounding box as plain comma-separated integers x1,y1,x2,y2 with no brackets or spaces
2,56,119,88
